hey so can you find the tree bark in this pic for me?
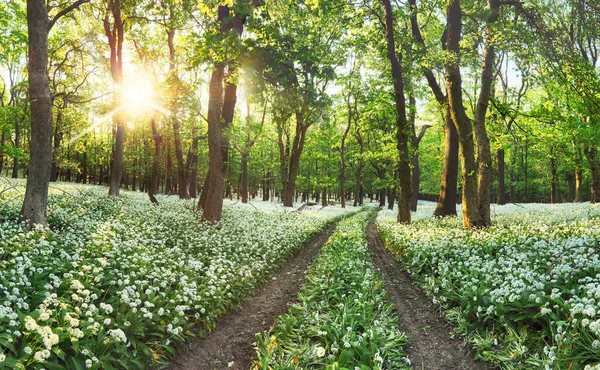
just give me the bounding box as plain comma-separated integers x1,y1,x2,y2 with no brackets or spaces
21,0,53,227
381,0,411,223
497,148,506,204
282,115,309,207
340,92,353,208
473,0,499,226
434,108,459,216
409,0,458,217
241,153,248,203
201,65,226,220
586,147,600,203
12,121,20,178
104,1,125,197
445,0,482,229
575,167,583,202
50,111,63,182
550,153,558,203
150,115,161,195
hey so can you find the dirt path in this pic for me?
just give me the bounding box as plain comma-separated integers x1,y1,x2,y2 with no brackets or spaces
166,222,338,370
366,219,492,370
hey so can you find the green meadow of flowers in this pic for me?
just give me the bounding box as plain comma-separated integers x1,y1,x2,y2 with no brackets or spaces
253,210,409,370
378,203,600,369
0,182,355,369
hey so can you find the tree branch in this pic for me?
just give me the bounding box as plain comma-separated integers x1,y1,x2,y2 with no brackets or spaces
48,0,91,30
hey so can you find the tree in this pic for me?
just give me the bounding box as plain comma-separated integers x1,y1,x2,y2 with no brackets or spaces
21,0,90,227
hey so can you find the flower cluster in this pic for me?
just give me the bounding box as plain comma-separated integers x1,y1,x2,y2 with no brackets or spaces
378,201,600,368
0,181,353,369
253,210,409,369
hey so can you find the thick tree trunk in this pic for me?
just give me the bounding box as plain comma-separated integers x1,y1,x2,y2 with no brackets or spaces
21,0,53,227
201,65,226,220
321,188,327,207
445,0,481,229
472,0,499,226
434,108,459,216
497,148,506,205
382,0,411,223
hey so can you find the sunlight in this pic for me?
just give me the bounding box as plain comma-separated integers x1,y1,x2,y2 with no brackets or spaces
119,74,156,118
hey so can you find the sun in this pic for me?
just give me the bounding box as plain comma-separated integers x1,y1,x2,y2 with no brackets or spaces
119,74,157,118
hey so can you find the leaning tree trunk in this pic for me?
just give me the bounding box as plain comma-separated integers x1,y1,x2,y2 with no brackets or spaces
21,0,53,227
445,0,481,229
382,0,411,223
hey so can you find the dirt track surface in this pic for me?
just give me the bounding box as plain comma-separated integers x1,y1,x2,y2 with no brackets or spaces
166,222,337,370
366,218,492,370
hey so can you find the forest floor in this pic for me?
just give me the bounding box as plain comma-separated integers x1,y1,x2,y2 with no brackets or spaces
166,222,339,370
366,219,492,370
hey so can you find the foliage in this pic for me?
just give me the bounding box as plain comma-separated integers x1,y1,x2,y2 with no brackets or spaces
378,202,600,369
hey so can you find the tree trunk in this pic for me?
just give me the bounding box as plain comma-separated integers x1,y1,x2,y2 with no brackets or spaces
411,151,420,211
321,188,327,207
50,111,63,182
387,186,395,210
497,148,506,204
550,154,558,203
586,147,600,203
241,153,248,203
21,0,53,227
263,171,270,201
104,2,125,197
166,142,173,194
12,121,20,178
185,135,200,198
472,0,499,226
201,65,226,220
445,0,481,229
282,116,309,207
150,116,161,195
434,108,459,216
382,0,411,223
575,167,583,202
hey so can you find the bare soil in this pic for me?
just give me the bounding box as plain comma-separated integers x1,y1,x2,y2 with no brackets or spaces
166,222,338,370
366,218,493,370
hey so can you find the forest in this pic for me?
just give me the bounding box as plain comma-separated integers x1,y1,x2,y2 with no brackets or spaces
1,0,600,369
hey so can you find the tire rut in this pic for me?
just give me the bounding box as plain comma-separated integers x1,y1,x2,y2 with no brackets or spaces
366,218,493,370
166,221,338,370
